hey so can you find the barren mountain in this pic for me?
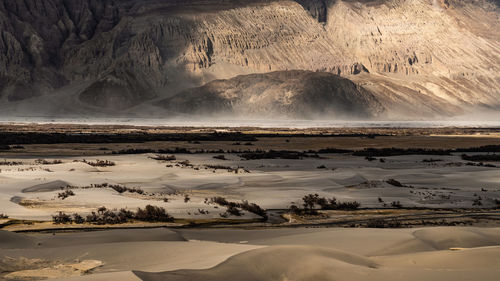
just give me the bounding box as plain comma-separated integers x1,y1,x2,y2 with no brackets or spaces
160,70,384,119
0,0,499,118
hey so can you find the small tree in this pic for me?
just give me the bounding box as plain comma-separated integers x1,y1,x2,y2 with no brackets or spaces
73,213,85,224
53,212,72,224
135,205,174,222
302,194,320,211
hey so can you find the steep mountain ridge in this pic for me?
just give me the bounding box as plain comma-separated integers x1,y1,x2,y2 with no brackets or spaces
0,0,499,118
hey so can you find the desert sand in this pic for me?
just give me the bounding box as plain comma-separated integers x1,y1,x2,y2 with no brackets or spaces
0,152,499,222
1,152,499,280
1,227,499,280
1,126,499,280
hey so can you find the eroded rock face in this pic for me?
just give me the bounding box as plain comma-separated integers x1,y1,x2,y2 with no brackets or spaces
295,0,329,22
0,0,499,117
160,70,385,119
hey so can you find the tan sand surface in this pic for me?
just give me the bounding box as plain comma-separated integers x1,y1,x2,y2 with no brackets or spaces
1,153,499,223
1,227,499,281
0,229,261,280
0,146,499,280
132,227,500,281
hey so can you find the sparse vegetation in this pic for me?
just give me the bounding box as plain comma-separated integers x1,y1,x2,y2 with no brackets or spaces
223,205,243,217
52,212,72,224
422,158,443,163
239,200,267,219
210,197,229,206
135,205,174,222
197,209,209,215
177,160,193,168
52,205,174,225
96,183,144,194
57,190,75,200
72,213,85,224
465,162,497,167
456,145,500,153
291,194,361,215
81,159,116,167
312,148,353,154
386,179,404,187
150,155,176,161
366,218,403,228
461,154,500,162
0,159,23,166
0,131,257,146
113,148,156,154
35,159,63,165
209,197,267,219
113,148,229,155
239,150,317,160
0,214,8,219
354,148,451,157
204,164,233,170
66,183,145,195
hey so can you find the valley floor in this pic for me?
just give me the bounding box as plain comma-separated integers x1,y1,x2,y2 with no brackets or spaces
0,124,499,280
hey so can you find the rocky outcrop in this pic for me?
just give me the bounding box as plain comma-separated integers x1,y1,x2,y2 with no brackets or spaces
0,0,499,118
160,70,385,119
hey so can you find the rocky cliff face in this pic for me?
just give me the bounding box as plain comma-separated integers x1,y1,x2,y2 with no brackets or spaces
0,0,499,118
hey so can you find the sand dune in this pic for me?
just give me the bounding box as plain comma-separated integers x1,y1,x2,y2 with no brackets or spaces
411,227,500,250
134,240,500,281
1,227,499,281
376,246,500,269
134,245,378,281
1,148,499,281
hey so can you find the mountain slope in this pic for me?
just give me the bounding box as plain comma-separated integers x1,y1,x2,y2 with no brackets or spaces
159,70,385,118
0,0,499,118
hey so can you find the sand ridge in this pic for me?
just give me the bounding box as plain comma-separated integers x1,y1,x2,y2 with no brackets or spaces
131,227,500,281
1,227,499,281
